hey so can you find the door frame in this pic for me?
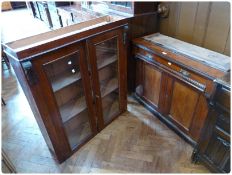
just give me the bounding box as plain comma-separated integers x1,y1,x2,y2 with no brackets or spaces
86,28,127,130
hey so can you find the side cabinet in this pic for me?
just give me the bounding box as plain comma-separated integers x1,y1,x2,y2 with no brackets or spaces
87,28,127,130
132,33,228,144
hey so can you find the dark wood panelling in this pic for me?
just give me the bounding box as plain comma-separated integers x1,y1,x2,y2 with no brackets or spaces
128,12,158,92
133,2,157,14
191,2,211,46
167,2,181,37
203,2,230,53
158,2,230,56
130,13,158,39
224,30,231,56
175,2,198,42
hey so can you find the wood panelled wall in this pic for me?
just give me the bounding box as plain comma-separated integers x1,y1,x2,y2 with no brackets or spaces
158,2,230,56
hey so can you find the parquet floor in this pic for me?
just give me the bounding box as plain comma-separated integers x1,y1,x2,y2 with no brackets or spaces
1,66,210,173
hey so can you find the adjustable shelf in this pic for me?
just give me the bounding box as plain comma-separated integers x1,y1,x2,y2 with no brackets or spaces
97,46,117,53
97,53,117,70
60,96,87,123
100,77,118,98
51,71,82,92
64,109,92,149
101,91,120,123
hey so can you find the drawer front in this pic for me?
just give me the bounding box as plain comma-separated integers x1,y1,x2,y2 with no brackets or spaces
134,47,214,94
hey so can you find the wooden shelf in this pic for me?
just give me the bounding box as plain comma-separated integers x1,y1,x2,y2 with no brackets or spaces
102,93,120,124
97,46,117,53
66,122,91,150
51,71,82,92
64,109,92,150
97,53,117,70
60,96,87,123
100,77,118,98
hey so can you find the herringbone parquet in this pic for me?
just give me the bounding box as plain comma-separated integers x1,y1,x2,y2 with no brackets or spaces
2,66,210,173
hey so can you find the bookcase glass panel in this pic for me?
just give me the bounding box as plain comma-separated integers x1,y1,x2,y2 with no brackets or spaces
95,37,120,124
43,52,92,150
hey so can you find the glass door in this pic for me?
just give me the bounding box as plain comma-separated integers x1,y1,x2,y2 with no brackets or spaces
42,49,95,151
87,28,127,129
96,37,120,124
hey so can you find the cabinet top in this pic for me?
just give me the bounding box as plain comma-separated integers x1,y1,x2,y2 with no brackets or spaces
3,16,128,61
142,33,230,73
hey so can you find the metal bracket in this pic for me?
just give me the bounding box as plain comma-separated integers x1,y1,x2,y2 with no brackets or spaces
123,25,129,45
179,69,190,77
21,61,38,85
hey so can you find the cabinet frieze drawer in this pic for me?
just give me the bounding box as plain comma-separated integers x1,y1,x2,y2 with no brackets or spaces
134,46,214,93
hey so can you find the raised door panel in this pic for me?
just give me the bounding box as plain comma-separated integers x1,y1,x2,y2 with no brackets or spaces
169,81,200,131
87,28,127,129
143,63,161,108
205,129,230,173
32,42,97,155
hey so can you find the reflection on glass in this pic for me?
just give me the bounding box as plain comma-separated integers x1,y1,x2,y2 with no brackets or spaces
43,52,92,150
95,37,120,124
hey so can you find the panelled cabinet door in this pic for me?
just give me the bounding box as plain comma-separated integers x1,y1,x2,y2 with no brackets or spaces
167,78,201,134
32,42,97,156
136,62,162,109
205,129,230,173
87,28,127,130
